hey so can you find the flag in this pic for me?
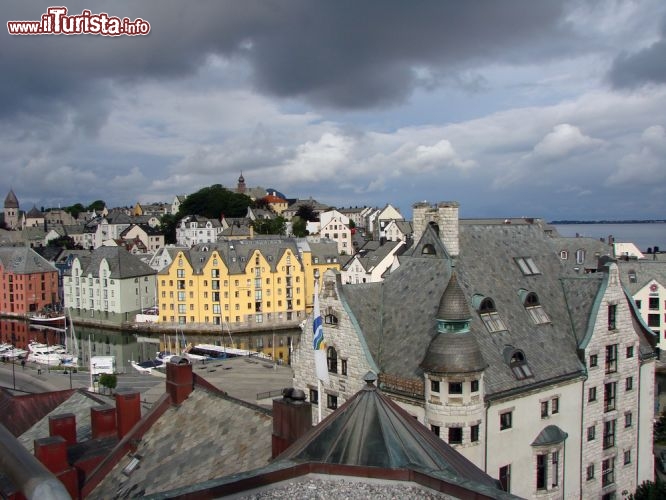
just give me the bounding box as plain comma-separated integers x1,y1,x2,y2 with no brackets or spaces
313,280,329,383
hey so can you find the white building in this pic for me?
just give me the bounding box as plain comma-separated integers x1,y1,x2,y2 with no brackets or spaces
176,215,223,247
341,239,406,284
63,246,157,321
319,210,352,255
293,201,656,499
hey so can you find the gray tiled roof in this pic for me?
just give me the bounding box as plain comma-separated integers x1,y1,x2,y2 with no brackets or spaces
18,391,114,450
617,259,666,294
0,247,57,274
345,240,403,272
343,222,587,399
91,388,273,499
67,247,155,279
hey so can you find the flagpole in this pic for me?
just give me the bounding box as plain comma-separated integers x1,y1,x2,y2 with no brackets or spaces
312,270,329,424
317,379,322,423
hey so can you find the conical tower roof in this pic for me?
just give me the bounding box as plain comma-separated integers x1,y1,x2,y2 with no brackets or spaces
279,373,501,493
4,189,18,209
436,271,470,321
420,271,486,374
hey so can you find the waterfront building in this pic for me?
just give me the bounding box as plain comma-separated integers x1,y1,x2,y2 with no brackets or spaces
0,246,59,315
293,201,657,499
157,238,340,331
63,247,157,323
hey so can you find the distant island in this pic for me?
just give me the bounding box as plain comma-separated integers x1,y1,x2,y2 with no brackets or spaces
549,220,666,224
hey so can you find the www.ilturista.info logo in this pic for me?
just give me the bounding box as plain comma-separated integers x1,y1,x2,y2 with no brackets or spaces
7,7,150,36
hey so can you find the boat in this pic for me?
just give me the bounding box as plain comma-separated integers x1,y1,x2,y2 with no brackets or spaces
184,343,271,362
29,312,67,326
28,346,63,366
2,347,27,359
130,359,164,374
61,308,79,368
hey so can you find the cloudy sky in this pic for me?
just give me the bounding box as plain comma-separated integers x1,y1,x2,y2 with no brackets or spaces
3,0,666,220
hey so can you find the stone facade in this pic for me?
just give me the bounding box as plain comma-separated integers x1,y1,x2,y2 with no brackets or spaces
412,201,459,257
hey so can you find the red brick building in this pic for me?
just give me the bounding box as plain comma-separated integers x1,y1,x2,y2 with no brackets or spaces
0,247,59,316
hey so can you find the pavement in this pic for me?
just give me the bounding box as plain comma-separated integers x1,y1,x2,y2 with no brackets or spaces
0,356,294,410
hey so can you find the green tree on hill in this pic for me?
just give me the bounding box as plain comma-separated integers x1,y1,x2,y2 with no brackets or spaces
178,184,252,220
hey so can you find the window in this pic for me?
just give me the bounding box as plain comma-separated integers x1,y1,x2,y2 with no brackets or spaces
471,424,479,442
650,297,659,309
587,425,595,441
551,397,559,414
431,380,440,393
499,465,511,492
586,464,595,481
588,386,597,402
635,299,641,309
625,412,633,428
626,376,633,391
541,401,549,418
603,419,616,449
327,346,338,374
576,249,585,264
624,450,631,465
500,411,512,430
471,379,479,392
605,344,617,374
448,427,462,444
626,346,634,358
604,382,616,412
324,313,338,325
602,457,615,487
431,425,440,437
536,453,548,490
648,314,660,327
515,257,540,275
559,250,568,260
341,359,347,376
628,270,637,283
479,298,507,332
524,292,550,324
449,382,463,394
509,351,533,380
326,394,337,410
608,304,617,330
551,451,559,487
589,354,598,367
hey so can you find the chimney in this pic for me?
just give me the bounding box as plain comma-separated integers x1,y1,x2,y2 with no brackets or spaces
114,389,141,439
33,436,78,499
250,224,254,239
166,356,194,405
91,405,117,439
272,388,312,458
437,201,459,258
48,413,77,446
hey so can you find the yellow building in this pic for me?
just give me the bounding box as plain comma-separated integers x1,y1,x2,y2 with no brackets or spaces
157,238,340,330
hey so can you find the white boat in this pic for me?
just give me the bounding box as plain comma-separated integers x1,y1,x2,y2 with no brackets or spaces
29,347,62,366
3,347,27,359
185,343,271,361
130,359,164,374
29,312,67,326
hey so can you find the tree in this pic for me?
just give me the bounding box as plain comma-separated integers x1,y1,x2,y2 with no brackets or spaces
627,479,666,499
65,203,86,219
178,184,252,220
159,213,178,245
292,217,308,237
295,204,318,222
87,200,106,211
252,216,286,235
98,373,118,394
48,235,79,249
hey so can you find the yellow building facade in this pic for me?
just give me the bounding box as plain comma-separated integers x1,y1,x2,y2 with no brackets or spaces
157,238,340,332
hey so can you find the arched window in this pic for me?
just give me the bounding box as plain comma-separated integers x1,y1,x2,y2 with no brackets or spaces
479,297,507,332
524,292,550,324
325,313,338,325
576,249,585,264
422,243,436,255
327,346,338,373
509,350,533,380
428,221,440,236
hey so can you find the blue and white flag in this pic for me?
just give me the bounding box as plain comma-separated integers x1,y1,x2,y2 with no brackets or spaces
313,280,329,383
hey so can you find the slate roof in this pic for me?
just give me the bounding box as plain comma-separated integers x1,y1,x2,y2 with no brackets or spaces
0,247,57,275
617,259,666,294
4,189,19,208
65,247,156,279
26,206,43,218
549,235,611,273
91,388,273,499
17,391,113,449
344,239,404,272
343,222,587,399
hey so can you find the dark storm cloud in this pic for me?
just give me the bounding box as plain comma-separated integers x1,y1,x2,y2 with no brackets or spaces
2,0,575,119
609,15,666,88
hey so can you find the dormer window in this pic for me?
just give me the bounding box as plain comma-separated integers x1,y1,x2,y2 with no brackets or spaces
479,297,507,333
575,249,585,264
325,313,339,325
422,244,436,255
524,292,550,325
509,350,533,380
628,270,637,283
559,250,568,260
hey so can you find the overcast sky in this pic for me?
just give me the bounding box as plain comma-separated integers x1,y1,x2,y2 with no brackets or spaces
3,0,666,220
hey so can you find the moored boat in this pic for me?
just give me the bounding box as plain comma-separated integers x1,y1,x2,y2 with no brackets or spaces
29,312,67,326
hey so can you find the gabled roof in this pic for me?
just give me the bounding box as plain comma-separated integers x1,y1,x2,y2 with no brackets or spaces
4,189,19,208
92,386,273,498
68,246,155,279
0,388,78,437
0,247,57,275
26,206,43,218
346,239,403,272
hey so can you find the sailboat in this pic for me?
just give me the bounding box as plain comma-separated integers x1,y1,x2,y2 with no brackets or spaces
61,309,79,368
